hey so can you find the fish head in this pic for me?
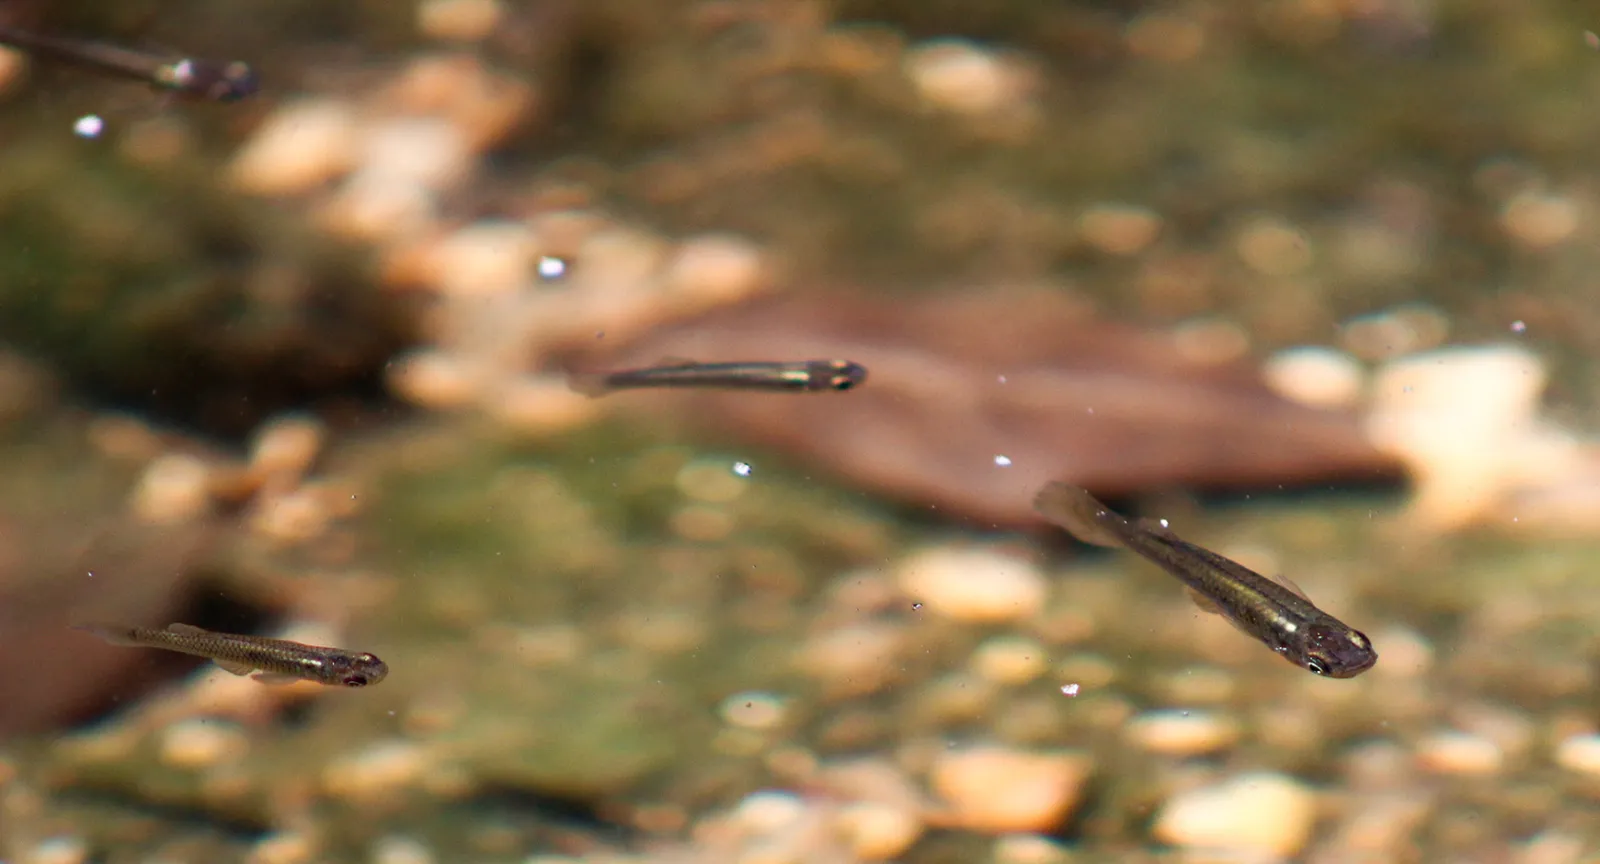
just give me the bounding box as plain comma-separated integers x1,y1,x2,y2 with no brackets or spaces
326,651,390,687
819,360,868,391
1297,623,1377,679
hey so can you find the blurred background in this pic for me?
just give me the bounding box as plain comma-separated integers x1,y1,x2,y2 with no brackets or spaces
0,0,1598,861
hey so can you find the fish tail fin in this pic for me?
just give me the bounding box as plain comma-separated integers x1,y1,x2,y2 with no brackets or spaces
1032,482,1128,548
71,622,141,646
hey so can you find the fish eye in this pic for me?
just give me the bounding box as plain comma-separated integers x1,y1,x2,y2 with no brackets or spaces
1306,657,1330,675
342,674,369,687
831,376,857,390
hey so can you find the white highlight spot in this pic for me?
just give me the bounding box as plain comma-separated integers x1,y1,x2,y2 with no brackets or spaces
993,455,1012,467
74,114,104,138
732,461,753,477
537,255,569,280
1510,320,1526,333
1060,683,1080,697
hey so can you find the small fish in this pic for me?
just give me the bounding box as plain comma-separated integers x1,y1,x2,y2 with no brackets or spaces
74,622,387,687
569,359,867,396
0,25,258,102
1033,483,1377,678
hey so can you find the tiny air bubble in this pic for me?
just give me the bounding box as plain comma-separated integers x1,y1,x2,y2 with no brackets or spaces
74,114,104,138
537,255,569,280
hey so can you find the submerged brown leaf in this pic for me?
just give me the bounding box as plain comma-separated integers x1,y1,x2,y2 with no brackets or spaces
571,289,1399,523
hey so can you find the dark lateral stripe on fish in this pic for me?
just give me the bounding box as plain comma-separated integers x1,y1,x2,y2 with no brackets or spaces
1032,482,1377,679
568,359,867,395
73,622,388,687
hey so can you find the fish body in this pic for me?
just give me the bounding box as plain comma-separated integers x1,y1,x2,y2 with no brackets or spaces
1033,482,1377,678
74,622,387,686
0,26,258,102
570,359,866,396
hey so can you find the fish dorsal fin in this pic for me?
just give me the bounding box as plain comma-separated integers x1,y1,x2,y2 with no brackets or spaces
251,672,300,685
1269,572,1312,602
167,623,207,636
215,659,255,676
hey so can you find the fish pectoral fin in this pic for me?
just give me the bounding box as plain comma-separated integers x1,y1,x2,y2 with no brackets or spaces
215,659,256,676
167,623,208,636
1185,587,1225,616
1268,573,1312,602
251,672,301,685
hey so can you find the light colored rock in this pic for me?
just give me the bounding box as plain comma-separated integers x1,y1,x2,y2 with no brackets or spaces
1262,346,1365,409
131,453,212,525
835,801,922,861
229,100,359,196
416,0,502,42
1152,772,1317,858
796,622,906,698
896,545,1047,623
970,635,1049,685
1415,730,1503,776
1553,733,1600,776
1126,709,1241,756
159,718,249,769
904,40,1032,117
1366,345,1579,531
929,746,1090,834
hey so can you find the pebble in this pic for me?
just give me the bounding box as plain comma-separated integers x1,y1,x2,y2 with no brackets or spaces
929,746,1090,834
318,170,437,242
904,40,1028,117
130,452,213,525
1235,215,1313,276
322,740,431,803
386,350,488,410
483,375,600,437
22,836,87,864
371,835,436,864
1125,709,1241,756
969,635,1049,685
993,833,1070,864
158,718,249,769
228,100,359,196
834,801,923,860
1553,733,1600,776
1365,345,1573,530
660,233,770,308
425,221,540,297
1262,346,1365,409
250,488,333,545
1500,191,1579,249
1414,730,1503,776
416,0,502,42
895,545,1047,623
1152,772,1317,858
249,415,326,484
796,622,906,698
247,831,318,864
720,692,789,731
1078,203,1163,256
360,116,475,191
